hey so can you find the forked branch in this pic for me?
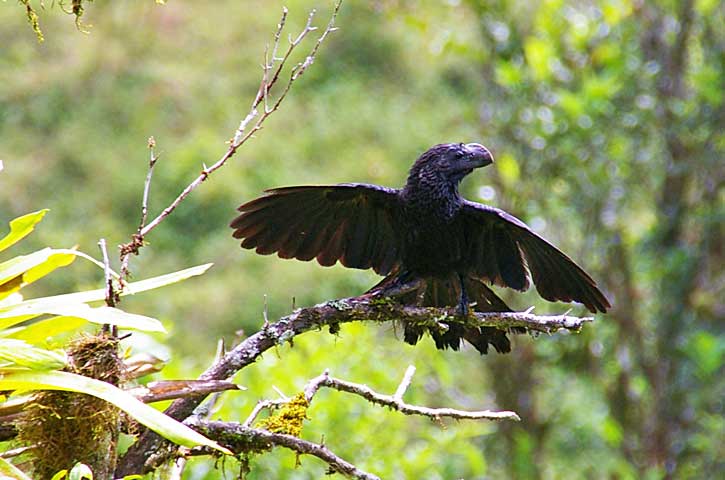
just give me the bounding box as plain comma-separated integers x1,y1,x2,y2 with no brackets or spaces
118,1,343,277
116,284,591,476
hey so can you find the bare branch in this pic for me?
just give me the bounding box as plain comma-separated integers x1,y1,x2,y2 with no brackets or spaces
120,137,160,279
188,420,381,480
393,364,417,402
242,398,287,428
118,2,342,277
307,370,519,422
97,238,116,308
245,363,515,449
139,137,159,233
98,237,119,337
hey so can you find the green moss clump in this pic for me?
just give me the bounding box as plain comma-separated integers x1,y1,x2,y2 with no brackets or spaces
17,333,123,479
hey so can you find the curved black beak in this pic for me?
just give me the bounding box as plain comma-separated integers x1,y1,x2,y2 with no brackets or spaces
464,143,494,168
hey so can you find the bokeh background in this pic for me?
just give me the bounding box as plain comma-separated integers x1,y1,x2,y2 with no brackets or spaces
1,0,722,478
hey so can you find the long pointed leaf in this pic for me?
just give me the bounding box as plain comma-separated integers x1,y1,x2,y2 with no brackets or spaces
0,457,32,480
8,316,87,343
0,370,232,454
0,248,76,301
0,304,165,332
0,210,49,253
0,339,67,370
4,263,213,309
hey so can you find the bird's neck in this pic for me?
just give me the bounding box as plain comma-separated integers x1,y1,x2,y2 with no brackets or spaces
402,173,462,219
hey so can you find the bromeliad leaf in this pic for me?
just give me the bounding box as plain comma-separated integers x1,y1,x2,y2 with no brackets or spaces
0,210,49,254
0,304,166,333
0,248,76,301
0,370,233,455
9,263,213,307
0,457,33,480
0,339,67,371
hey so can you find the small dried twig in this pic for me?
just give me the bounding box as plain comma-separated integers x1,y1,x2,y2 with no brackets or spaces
139,137,159,234
118,1,343,278
393,364,416,402
242,398,287,428
120,137,159,279
187,420,381,480
98,238,115,308
98,237,118,336
186,363,514,478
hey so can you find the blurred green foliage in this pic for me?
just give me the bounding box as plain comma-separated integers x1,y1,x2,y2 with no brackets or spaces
1,0,722,478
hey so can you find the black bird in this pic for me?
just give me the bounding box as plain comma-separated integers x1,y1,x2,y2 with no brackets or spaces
230,143,610,354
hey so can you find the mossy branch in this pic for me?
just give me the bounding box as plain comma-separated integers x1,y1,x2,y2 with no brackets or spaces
116,282,592,476
187,420,381,480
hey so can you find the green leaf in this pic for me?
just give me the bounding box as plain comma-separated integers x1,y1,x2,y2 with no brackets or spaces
68,463,93,480
9,263,213,308
0,264,211,332
0,339,67,371
0,210,49,253
0,370,232,455
7,316,87,343
0,303,165,333
0,248,76,301
0,457,33,480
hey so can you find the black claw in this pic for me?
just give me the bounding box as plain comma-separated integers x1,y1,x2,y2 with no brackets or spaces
457,273,470,316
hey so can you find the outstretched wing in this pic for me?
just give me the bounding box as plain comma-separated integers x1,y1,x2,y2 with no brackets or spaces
461,200,610,313
230,184,401,275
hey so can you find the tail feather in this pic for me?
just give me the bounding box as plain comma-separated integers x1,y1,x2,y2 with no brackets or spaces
368,272,516,354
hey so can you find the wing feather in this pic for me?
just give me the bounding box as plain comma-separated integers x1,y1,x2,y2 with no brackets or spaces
231,184,401,275
462,200,610,313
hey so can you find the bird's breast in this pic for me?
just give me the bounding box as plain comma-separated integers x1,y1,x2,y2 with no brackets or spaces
398,206,468,275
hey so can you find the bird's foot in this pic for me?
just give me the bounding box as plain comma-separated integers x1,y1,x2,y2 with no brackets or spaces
456,301,471,317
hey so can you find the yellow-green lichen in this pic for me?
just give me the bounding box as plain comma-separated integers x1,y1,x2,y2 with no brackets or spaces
257,393,309,437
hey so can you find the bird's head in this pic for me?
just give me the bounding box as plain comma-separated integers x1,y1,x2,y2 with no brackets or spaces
406,143,494,189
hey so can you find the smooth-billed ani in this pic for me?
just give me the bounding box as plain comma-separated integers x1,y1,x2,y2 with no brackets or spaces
230,143,610,354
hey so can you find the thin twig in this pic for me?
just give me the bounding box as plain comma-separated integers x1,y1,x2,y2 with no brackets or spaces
140,137,159,233
168,340,230,480
117,1,343,278
98,238,117,336
393,365,416,402
168,456,188,480
98,238,115,307
120,137,159,280
311,370,519,422
301,368,518,422
242,398,287,427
